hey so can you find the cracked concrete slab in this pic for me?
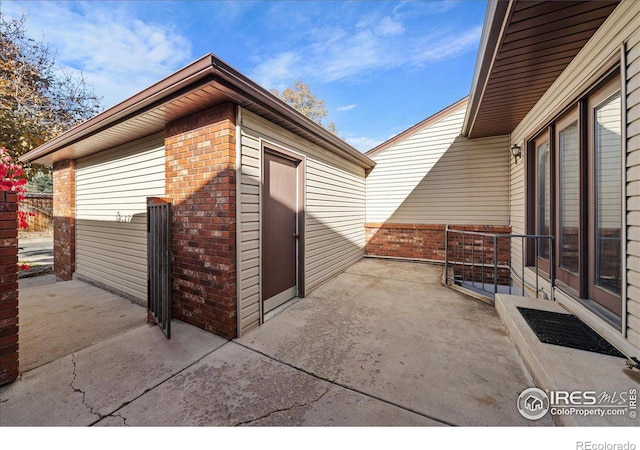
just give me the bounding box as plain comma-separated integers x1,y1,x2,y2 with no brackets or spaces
95,342,439,426
0,351,100,426
237,258,554,426
0,321,226,426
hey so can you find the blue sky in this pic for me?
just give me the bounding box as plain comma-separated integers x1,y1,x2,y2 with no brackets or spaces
3,0,487,151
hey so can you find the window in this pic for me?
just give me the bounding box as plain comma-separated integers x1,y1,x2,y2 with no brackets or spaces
529,72,622,323
589,78,622,314
557,108,580,291
535,132,551,272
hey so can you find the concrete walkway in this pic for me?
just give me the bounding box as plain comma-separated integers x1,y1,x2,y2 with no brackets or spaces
18,275,145,372
1,259,552,426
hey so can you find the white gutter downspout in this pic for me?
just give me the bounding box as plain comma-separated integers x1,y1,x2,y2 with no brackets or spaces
235,106,243,337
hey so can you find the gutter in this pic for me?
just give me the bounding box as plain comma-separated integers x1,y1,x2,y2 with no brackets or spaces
20,55,217,164
21,54,375,171
210,56,375,170
461,0,512,138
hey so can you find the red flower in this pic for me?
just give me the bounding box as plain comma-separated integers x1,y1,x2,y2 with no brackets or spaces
0,147,30,230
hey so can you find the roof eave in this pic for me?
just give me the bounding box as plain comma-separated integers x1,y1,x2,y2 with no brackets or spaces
461,0,512,138
21,54,375,171
20,54,216,164
211,57,375,170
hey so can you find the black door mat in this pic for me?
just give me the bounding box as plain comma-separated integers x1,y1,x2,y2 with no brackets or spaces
517,307,625,358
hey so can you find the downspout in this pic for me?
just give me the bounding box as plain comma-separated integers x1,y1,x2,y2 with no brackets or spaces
508,134,514,292
235,106,243,337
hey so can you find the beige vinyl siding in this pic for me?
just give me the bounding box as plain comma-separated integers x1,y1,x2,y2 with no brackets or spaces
75,133,165,302
366,105,509,225
626,25,640,349
508,1,640,350
238,108,366,335
238,132,261,334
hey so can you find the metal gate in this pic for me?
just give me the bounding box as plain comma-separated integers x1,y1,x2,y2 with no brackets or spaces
147,197,172,339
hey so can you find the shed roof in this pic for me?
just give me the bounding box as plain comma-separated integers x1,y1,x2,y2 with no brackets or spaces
20,54,375,170
463,0,619,139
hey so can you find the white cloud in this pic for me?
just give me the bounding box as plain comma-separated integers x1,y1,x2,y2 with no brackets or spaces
250,52,300,90
249,11,481,88
412,26,483,63
337,104,357,112
3,1,193,109
345,136,384,152
376,16,405,37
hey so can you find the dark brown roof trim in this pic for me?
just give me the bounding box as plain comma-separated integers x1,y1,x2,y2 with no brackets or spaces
365,96,469,157
20,55,216,164
461,0,512,137
211,57,375,170
21,54,375,170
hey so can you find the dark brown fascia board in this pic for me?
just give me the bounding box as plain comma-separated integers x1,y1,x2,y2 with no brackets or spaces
21,53,375,171
210,56,375,170
20,54,216,164
461,0,513,138
365,96,469,158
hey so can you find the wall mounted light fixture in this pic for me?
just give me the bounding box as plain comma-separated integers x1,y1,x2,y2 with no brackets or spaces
511,143,522,164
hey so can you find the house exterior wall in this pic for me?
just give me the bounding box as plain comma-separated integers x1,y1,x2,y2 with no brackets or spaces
0,191,19,386
238,108,366,335
165,103,237,339
508,1,640,351
627,17,640,351
75,133,165,303
53,159,76,280
366,106,510,226
364,103,510,264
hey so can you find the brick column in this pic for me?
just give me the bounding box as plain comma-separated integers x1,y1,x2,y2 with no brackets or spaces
53,160,76,280
165,103,237,339
0,191,19,385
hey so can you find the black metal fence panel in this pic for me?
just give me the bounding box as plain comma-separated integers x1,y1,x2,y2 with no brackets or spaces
147,198,172,339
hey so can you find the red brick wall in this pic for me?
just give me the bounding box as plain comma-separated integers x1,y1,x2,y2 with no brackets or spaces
365,224,509,260
165,103,237,339
53,160,76,280
365,223,512,283
0,191,19,385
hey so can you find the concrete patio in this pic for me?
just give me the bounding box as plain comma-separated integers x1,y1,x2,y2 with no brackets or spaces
2,258,553,426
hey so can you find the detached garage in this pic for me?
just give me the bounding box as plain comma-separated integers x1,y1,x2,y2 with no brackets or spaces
21,54,375,339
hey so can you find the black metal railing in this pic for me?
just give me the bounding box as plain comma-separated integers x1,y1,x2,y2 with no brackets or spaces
444,227,555,301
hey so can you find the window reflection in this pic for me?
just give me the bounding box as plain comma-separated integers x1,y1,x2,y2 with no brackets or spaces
537,141,550,259
559,121,580,273
595,93,622,295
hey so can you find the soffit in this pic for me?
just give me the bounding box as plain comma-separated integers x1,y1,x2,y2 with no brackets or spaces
467,0,619,139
